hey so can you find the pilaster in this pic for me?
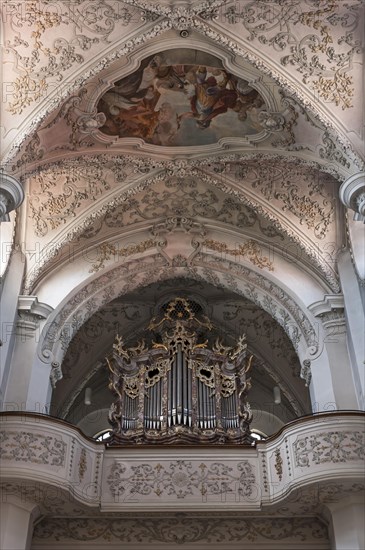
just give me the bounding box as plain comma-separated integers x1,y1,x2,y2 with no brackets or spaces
324,496,365,550
309,295,359,409
3,296,53,413
0,497,40,550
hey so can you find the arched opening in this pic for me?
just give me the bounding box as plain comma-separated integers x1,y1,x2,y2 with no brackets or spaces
51,278,311,440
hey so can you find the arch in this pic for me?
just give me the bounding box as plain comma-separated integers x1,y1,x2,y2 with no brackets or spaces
24,157,340,294
36,251,325,391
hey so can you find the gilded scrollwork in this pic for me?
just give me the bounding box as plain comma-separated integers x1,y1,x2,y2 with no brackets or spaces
274,449,283,481
202,239,274,271
89,239,158,273
145,361,166,389
222,0,362,110
28,162,112,236
196,363,215,389
200,157,336,240
78,448,87,482
3,0,136,115
124,375,140,399
220,374,236,398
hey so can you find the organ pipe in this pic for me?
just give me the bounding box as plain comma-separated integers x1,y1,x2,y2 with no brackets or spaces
107,297,254,445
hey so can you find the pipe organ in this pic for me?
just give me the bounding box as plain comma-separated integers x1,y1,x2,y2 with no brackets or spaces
107,298,253,444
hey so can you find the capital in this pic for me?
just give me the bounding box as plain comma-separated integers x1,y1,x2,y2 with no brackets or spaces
339,172,365,222
0,172,24,222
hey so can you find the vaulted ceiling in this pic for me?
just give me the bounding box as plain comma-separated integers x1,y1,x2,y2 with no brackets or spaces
1,0,364,427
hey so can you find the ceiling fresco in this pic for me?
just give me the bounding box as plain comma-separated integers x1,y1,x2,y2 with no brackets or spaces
97,50,266,146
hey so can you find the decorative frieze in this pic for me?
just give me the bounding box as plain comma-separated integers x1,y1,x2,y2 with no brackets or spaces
32,515,329,545
107,459,256,501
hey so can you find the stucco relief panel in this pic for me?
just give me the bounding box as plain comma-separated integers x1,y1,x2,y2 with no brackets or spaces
1,0,145,116
0,430,66,466
32,515,329,545
293,430,365,467
105,458,257,504
218,0,363,111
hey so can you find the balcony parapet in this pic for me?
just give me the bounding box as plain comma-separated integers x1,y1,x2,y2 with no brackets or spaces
0,411,363,513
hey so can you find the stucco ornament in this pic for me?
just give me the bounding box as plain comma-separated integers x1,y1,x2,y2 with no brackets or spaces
0,431,66,466
107,459,256,499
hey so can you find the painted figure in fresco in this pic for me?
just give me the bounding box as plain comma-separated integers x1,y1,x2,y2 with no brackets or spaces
177,67,264,129
98,56,186,143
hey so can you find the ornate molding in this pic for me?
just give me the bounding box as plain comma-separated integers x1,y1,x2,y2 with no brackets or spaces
0,172,24,222
308,294,346,332
39,255,318,387
308,294,344,318
339,172,365,222
32,515,329,545
89,239,159,273
17,295,53,332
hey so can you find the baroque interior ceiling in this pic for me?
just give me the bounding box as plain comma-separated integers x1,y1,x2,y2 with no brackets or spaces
1,4,364,548
1,0,364,433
